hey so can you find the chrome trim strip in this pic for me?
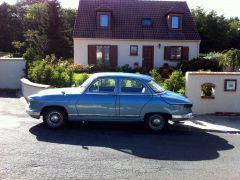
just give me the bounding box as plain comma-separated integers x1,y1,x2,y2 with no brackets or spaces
172,113,193,120
118,94,150,96
26,107,40,118
69,114,116,116
69,114,143,117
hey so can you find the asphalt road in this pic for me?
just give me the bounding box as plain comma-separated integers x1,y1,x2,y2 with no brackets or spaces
0,92,240,180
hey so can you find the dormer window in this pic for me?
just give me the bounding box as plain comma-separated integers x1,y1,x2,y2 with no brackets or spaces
171,16,180,29
97,11,111,29
100,14,109,27
142,18,153,27
167,14,182,30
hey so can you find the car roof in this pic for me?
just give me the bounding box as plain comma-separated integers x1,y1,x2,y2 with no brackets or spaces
91,72,153,81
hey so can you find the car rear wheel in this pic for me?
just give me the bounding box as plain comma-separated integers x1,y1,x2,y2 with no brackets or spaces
43,108,67,129
146,114,167,132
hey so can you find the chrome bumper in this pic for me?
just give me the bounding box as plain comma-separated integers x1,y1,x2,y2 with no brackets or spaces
26,107,41,119
172,113,193,121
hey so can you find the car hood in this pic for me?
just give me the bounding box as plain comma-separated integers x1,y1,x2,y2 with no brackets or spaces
30,87,85,97
160,91,192,105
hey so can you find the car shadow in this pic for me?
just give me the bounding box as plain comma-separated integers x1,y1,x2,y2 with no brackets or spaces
29,122,234,161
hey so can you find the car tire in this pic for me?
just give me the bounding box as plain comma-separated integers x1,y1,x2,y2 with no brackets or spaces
43,108,67,129
146,114,167,132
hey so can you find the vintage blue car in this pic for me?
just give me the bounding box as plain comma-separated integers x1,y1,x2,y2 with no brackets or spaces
26,72,193,131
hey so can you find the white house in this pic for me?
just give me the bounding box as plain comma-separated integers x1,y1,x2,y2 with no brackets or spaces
73,0,201,70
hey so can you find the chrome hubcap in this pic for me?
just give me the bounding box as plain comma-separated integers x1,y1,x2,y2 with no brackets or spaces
50,115,60,123
152,118,161,126
48,112,63,125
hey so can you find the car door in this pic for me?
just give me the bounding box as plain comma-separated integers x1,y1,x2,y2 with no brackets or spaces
119,78,152,120
76,77,117,121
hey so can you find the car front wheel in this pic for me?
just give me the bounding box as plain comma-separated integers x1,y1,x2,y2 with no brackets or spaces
43,108,67,129
146,114,167,132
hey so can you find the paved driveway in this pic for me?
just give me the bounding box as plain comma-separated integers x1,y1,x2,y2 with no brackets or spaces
0,91,240,179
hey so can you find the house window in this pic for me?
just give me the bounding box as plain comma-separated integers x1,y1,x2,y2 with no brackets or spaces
170,47,182,60
130,45,138,56
97,12,111,29
100,15,109,27
167,14,182,30
96,46,110,65
142,18,153,27
164,46,189,61
171,16,180,29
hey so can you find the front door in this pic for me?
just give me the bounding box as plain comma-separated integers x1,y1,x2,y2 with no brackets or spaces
142,46,154,71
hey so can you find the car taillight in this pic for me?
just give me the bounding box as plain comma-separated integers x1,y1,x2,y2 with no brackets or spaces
184,104,192,108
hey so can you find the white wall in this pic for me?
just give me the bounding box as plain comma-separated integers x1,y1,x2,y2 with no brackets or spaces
0,58,26,89
186,72,240,114
21,78,51,99
74,38,200,67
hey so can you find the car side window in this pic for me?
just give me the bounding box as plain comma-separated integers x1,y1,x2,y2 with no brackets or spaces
89,78,116,93
121,79,146,94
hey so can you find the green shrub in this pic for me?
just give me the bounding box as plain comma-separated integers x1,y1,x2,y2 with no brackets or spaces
163,71,185,94
177,57,221,73
149,68,163,84
219,48,240,71
119,64,133,73
159,63,175,78
74,73,90,86
69,64,92,73
28,58,74,88
23,48,41,63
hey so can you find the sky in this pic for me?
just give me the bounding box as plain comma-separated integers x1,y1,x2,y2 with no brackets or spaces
0,0,239,18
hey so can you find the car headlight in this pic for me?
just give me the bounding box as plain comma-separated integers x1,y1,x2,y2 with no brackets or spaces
28,98,39,105
184,104,193,108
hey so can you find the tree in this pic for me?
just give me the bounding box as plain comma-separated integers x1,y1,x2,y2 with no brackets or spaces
24,2,49,56
0,0,76,58
192,7,231,53
0,3,24,52
227,17,240,50
46,0,69,57
24,0,76,58
61,8,77,57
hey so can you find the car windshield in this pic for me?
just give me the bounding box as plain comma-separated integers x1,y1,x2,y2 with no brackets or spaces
148,80,165,93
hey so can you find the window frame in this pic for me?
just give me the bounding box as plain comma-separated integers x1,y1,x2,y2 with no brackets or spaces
169,46,183,61
96,45,111,65
167,14,183,30
142,18,153,27
87,77,117,94
130,45,138,56
97,11,111,29
119,78,150,95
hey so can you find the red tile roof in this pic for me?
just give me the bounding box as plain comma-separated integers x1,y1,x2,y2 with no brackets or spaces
73,0,201,40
